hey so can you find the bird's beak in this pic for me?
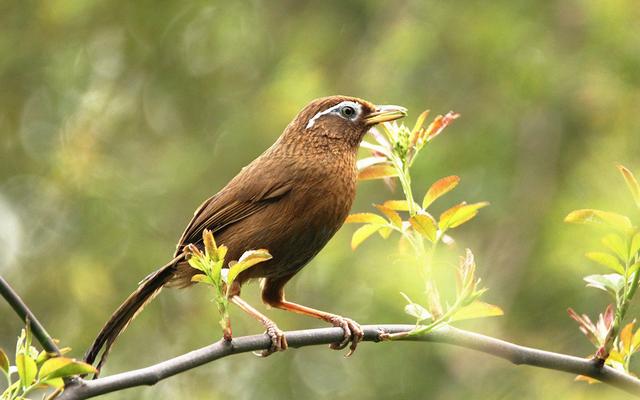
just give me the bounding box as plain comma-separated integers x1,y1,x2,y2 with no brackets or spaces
364,105,408,126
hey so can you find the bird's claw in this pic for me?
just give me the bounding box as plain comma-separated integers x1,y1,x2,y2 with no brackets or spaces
327,315,363,356
255,322,288,357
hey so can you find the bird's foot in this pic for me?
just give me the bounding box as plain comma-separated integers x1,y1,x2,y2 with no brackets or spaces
327,315,363,357
255,321,288,357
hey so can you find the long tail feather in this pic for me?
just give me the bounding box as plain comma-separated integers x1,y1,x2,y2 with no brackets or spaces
84,254,184,373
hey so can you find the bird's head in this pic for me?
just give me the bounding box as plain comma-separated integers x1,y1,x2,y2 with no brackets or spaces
283,96,407,149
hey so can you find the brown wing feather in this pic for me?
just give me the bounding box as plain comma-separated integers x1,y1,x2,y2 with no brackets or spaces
174,174,293,257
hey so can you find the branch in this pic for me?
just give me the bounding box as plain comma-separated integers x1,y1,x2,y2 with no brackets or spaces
58,324,640,400
0,275,60,355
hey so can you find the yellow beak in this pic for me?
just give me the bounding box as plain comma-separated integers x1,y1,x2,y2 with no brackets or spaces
364,105,408,125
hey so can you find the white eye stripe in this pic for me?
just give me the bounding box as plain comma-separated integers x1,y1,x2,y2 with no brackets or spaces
306,101,362,129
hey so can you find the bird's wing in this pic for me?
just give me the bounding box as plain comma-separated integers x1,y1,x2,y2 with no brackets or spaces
174,166,293,256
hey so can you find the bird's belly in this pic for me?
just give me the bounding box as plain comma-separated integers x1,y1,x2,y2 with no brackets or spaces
220,189,352,282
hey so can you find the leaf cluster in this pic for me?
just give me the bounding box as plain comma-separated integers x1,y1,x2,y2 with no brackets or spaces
1,326,95,400
184,229,271,339
566,165,640,377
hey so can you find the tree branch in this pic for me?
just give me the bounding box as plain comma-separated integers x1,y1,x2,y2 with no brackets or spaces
0,275,60,355
57,324,640,400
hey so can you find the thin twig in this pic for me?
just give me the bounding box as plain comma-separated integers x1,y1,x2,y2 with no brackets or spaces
57,324,640,400
0,275,61,355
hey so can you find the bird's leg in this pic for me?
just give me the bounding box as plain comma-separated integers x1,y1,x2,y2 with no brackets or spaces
229,295,288,356
261,277,363,356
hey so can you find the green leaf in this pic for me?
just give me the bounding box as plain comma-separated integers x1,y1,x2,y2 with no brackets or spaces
630,232,640,260
227,249,272,284
404,303,432,322
601,234,629,263
422,176,460,209
16,353,37,388
357,164,398,181
351,224,382,250
585,251,625,274
39,357,97,380
375,204,402,227
618,164,640,208
584,273,624,295
345,213,388,225
450,301,504,322
439,202,489,230
190,274,213,285
378,226,393,239
400,292,432,322
0,348,9,374
628,261,640,276
42,377,64,389
564,209,633,233
409,213,437,242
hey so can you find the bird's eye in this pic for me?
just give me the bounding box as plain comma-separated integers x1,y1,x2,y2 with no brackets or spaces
340,105,356,119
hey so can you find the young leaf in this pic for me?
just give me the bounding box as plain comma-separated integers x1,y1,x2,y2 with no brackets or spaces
601,234,629,263
425,111,460,141
375,204,402,227
39,357,97,380
356,156,389,171
409,213,437,242
439,202,489,230
584,274,624,295
16,353,37,389
404,303,432,322
422,176,460,209
227,249,272,284
450,301,504,322
618,164,640,208
585,252,625,274
0,348,9,374
378,226,393,239
620,322,635,355
631,232,640,260
345,213,388,225
564,209,633,233
351,224,382,250
357,164,398,181
43,377,64,389
383,200,420,211
190,274,213,285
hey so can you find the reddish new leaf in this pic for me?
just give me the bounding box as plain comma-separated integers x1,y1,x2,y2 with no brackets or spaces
422,176,460,209
358,164,398,181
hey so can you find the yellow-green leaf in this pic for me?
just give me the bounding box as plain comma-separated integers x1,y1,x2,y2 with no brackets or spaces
631,232,640,259
439,202,489,230
585,252,625,274
345,213,387,225
0,348,9,374
620,322,635,355
601,234,628,263
227,249,272,284
42,377,64,389
450,301,504,322
382,200,419,211
202,229,218,261
351,224,381,250
190,274,212,285
564,209,633,233
378,226,393,239
618,164,640,208
422,176,460,209
16,353,37,388
39,357,97,380
375,204,402,227
409,213,437,242
357,164,398,181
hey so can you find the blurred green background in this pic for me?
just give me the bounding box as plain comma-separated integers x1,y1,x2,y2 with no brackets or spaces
1,0,640,399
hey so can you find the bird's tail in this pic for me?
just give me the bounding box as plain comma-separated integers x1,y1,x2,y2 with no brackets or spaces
84,254,184,373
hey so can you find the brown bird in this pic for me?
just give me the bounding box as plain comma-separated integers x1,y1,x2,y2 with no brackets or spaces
84,95,406,371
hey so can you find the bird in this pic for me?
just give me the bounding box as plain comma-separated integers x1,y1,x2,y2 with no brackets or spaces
84,95,407,372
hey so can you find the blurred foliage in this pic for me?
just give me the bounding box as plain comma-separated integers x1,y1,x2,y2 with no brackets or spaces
1,0,639,399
